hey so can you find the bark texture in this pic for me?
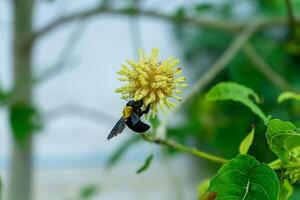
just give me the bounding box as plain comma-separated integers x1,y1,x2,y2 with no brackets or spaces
8,1,34,200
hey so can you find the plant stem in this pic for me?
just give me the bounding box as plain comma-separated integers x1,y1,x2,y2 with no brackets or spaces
268,159,282,170
156,24,257,139
32,5,300,41
243,43,299,93
268,159,300,170
140,134,228,164
8,1,34,200
284,0,296,31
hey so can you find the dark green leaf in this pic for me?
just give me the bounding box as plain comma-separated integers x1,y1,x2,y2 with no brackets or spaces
174,7,185,20
0,85,6,104
207,154,279,200
10,103,43,141
136,153,154,174
266,119,300,164
205,82,267,123
80,185,98,199
194,4,213,12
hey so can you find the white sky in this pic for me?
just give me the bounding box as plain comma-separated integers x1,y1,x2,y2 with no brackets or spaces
0,1,210,199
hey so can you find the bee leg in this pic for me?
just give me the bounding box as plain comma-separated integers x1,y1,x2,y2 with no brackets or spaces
141,105,150,116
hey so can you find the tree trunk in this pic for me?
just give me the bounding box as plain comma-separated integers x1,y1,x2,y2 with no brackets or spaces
7,1,34,200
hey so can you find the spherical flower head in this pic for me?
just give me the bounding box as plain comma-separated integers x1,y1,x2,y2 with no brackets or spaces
115,48,188,117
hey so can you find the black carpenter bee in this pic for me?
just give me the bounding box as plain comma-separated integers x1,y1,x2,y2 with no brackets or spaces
107,100,150,140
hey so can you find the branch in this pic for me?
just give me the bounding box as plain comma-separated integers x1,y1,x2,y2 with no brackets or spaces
4,21,86,106
32,5,300,41
44,104,116,125
284,0,296,30
140,134,228,164
44,104,228,165
243,43,300,93
32,6,239,40
34,20,87,83
156,24,258,139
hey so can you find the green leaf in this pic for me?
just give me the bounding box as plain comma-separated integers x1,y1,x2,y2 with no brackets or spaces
0,84,7,105
278,91,300,103
205,82,267,123
239,127,255,155
266,119,300,164
174,7,186,20
207,154,279,200
194,4,213,12
136,153,154,174
106,135,140,167
79,185,98,200
198,179,211,200
9,103,43,141
279,179,293,200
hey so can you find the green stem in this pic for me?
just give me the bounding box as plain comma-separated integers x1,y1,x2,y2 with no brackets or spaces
268,159,282,170
141,134,228,164
268,159,300,170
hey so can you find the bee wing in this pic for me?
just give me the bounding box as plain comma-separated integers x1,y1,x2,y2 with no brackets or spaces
107,117,126,140
130,112,140,126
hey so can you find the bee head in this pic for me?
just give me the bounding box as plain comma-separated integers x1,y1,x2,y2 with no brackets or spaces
126,100,143,109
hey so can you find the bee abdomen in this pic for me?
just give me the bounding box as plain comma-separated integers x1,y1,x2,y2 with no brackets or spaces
126,120,150,133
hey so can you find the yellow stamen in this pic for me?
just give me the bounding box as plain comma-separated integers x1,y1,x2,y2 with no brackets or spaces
115,48,187,117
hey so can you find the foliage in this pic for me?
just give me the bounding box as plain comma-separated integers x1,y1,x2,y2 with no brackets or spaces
198,82,300,200
136,153,154,174
9,103,43,141
278,92,300,104
132,81,300,199
266,118,300,164
206,155,279,200
239,127,255,155
76,185,98,200
205,82,266,122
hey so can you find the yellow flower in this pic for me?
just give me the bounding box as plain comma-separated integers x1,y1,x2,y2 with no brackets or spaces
115,48,187,117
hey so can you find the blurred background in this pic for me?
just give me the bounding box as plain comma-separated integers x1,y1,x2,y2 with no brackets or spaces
0,0,300,200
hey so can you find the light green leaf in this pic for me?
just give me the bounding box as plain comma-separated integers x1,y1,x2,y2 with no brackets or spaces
266,119,300,164
136,154,154,174
207,154,279,200
279,179,293,200
239,127,255,154
278,91,300,103
197,179,211,200
205,82,267,123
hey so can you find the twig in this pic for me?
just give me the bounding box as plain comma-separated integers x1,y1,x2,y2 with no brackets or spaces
284,0,296,30
156,24,258,139
128,1,143,59
243,43,299,93
31,5,300,41
32,6,239,40
268,159,300,170
44,104,116,125
268,159,282,170
4,21,86,106
35,20,87,83
140,134,228,164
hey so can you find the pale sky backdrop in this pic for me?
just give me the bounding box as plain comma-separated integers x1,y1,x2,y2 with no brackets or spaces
0,0,204,199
